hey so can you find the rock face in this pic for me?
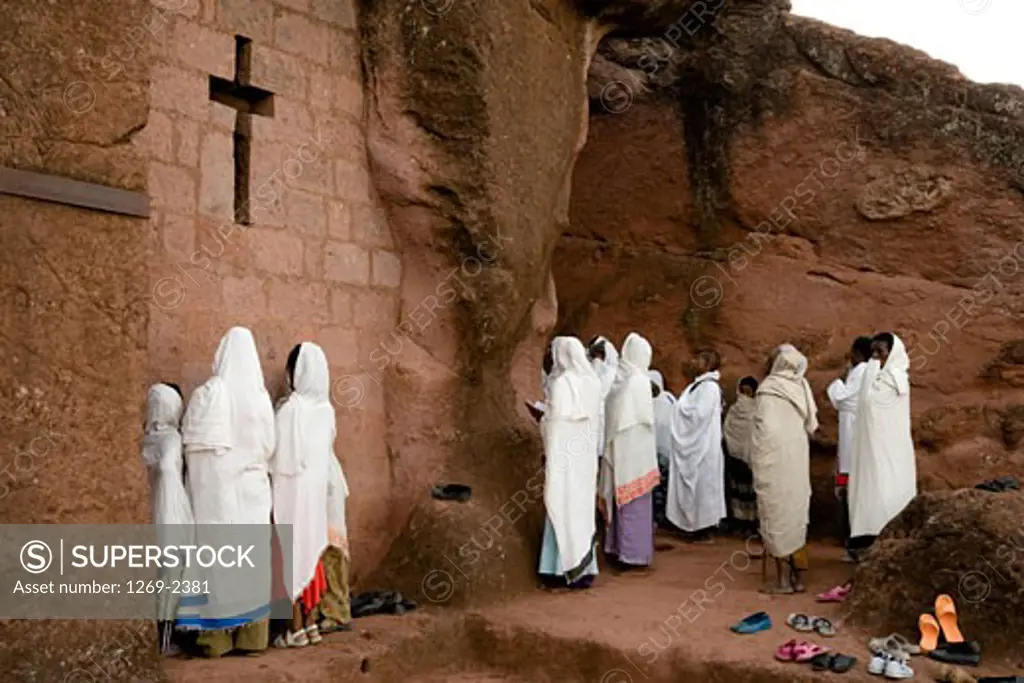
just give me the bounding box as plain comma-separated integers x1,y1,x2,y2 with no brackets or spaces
562,8,1024,517
848,490,1024,658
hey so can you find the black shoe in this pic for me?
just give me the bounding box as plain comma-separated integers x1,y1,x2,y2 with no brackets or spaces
928,641,982,667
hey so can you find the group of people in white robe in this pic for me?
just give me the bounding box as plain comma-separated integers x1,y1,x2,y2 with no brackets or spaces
141,326,353,657
536,330,918,595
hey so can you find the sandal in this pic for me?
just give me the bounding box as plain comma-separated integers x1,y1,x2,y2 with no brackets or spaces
793,642,830,663
808,652,835,671
830,654,858,673
920,614,941,653
817,583,852,603
936,594,965,644
305,624,322,644
786,613,813,633
272,630,309,648
812,617,837,638
775,639,799,662
869,634,915,660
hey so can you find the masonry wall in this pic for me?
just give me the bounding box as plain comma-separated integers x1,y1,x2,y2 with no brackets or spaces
139,0,402,581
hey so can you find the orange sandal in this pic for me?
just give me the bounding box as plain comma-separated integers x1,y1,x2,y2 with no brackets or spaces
919,613,940,653
935,594,965,644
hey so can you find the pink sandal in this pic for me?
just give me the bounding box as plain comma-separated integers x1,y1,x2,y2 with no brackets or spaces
816,583,851,603
793,642,830,663
775,640,799,662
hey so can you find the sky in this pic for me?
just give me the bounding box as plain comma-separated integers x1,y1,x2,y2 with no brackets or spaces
788,0,1024,88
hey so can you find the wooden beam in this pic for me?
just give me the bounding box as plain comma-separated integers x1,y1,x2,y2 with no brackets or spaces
0,166,150,218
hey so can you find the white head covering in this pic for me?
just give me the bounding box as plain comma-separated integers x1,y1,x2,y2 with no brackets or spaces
548,337,600,421
182,326,274,453
723,379,757,464
142,384,183,468
272,342,335,476
758,345,818,428
881,335,911,395
648,369,664,392
606,332,655,435
590,335,620,397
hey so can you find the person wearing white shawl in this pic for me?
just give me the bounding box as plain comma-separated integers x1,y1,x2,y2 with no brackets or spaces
599,333,659,568
848,333,917,553
723,376,759,532
177,326,275,657
667,351,726,539
749,344,819,594
588,336,620,461
142,383,194,654
538,337,603,588
826,335,874,560
648,370,675,529
270,342,334,648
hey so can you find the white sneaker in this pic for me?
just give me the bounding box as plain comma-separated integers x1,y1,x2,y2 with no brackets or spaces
884,658,914,680
868,654,890,675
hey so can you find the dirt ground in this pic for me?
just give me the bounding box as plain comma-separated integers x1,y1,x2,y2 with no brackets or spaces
163,535,1022,682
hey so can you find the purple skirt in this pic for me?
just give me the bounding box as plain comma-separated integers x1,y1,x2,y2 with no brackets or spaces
604,492,654,566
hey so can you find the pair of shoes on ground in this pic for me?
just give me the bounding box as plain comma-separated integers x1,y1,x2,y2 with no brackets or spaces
787,613,837,637
776,640,856,672
869,633,921,659
867,652,914,679
920,594,982,666
730,611,772,634
273,624,322,649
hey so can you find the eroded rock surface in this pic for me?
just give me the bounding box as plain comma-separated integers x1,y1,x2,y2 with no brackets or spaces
561,11,1024,509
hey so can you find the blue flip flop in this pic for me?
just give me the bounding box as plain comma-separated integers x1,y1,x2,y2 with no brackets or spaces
730,611,773,634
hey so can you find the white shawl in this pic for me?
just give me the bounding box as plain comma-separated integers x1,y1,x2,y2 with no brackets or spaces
142,384,194,623
849,335,917,537
667,370,726,532
649,370,676,460
591,336,619,459
723,385,756,465
271,342,334,601
601,333,658,512
826,361,867,475
177,326,275,630
542,337,602,579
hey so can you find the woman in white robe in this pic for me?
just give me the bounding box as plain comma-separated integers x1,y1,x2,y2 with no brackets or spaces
589,335,619,461
649,370,675,529
599,333,659,568
177,326,276,657
848,333,917,549
749,345,818,594
271,342,335,647
141,383,194,653
538,337,602,588
667,352,726,538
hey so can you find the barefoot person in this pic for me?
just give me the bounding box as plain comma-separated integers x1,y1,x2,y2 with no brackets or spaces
141,382,194,654
599,333,659,570
826,336,873,561
848,333,917,557
538,337,603,588
667,351,727,542
750,345,819,594
271,343,335,648
177,327,276,657
723,377,759,535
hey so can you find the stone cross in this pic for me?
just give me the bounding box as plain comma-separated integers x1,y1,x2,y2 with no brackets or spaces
208,35,274,225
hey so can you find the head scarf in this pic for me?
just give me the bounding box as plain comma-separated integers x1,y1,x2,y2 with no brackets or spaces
723,379,757,464
182,326,274,453
273,342,335,476
591,335,620,397
758,345,818,427
142,384,184,468
881,335,911,395
547,337,600,420
606,332,655,435
648,369,664,392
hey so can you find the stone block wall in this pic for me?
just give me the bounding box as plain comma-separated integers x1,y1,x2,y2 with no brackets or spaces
138,0,402,579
